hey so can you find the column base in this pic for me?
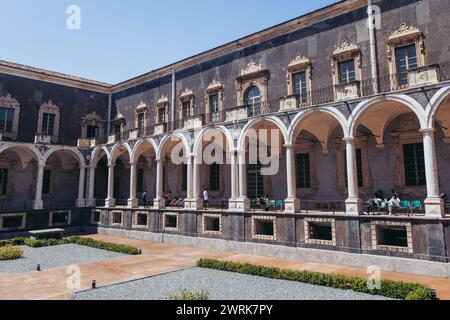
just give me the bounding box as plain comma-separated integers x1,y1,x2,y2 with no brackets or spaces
153,197,166,210
284,198,301,213
76,199,86,208
232,198,251,212
345,198,363,216
105,198,116,208
85,199,96,207
184,198,204,210
424,197,445,218
32,200,43,210
128,198,139,208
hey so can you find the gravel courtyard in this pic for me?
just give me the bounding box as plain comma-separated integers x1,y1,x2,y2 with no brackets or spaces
0,244,125,273
72,267,391,300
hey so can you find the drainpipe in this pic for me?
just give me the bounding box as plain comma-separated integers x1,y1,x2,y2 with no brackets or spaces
107,93,112,134
368,0,379,94
171,69,176,131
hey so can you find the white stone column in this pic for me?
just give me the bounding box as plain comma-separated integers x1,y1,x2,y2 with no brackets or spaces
32,163,45,210
86,165,96,207
344,137,362,215
284,144,300,213
76,166,86,207
187,154,203,210
105,163,116,207
422,128,444,217
228,151,238,209
128,161,138,208
234,150,250,211
153,159,165,209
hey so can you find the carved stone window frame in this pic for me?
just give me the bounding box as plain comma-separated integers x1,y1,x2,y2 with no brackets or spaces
204,80,224,124
236,61,269,110
390,116,426,198
371,220,413,254
331,40,362,86
335,135,374,198
81,111,105,140
304,217,336,247
111,112,127,138
387,23,426,90
202,213,222,236
251,215,277,241
155,95,170,125
0,94,20,140
0,213,26,231
178,89,195,126
134,101,148,131
110,210,124,227
132,211,151,230
294,141,319,198
49,210,72,227
287,54,312,105
37,100,61,143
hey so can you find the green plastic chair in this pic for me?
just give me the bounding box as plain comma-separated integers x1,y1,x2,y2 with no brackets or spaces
268,200,276,207
400,201,410,209
276,200,284,211
410,201,422,215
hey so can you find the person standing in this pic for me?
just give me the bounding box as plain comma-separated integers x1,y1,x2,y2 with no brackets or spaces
203,188,209,209
141,191,148,208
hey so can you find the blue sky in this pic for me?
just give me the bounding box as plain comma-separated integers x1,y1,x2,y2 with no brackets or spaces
0,0,337,84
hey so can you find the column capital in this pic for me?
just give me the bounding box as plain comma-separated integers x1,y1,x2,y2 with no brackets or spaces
343,136,355,142
129,161,137,166
420,128,436,135
284,144,296,149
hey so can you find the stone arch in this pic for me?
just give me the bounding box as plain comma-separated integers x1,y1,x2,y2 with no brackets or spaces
349,94,427,144
110,142,132,165
0,144,42,169
426,85,450,128
131,138,158,163
288,107,349,148
193,125,234,157
157,132,191,160
91,146,110,167
42,146,86,168
237,115,289,151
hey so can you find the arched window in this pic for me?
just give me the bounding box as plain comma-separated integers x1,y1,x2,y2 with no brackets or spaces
244,86,261,117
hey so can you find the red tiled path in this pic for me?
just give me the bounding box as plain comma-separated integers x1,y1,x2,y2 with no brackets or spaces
0,234,449,300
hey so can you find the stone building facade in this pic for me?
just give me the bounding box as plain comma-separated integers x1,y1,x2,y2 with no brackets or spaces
1,0,450,265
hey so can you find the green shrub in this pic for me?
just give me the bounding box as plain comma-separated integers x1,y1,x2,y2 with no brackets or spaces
24,238,66,248
197,259,437,301
0,246,23,261
65,236,140,255
170,288,209,301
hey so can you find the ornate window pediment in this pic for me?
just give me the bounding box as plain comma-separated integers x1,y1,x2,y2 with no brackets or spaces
81,111,105,140
178,89,195,126
37,100,61,143
0,94,20,141
236,61,269,109
134,101,148,133
386,23,426,90
155,95,170,125
286,54,312,104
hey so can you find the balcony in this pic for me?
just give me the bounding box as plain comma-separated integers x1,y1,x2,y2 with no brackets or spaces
334,81,361,101
34,133,52,144
408,65,440,88
77,138,96,148
225,106,248,122
154,123,167,136
183,115,203,130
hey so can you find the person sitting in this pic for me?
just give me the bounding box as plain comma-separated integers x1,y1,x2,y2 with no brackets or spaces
388,194,401,215
170,197,180,207
366,194,381,215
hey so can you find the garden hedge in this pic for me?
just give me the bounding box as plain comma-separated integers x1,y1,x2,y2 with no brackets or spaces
0,236,141,255
0,246,23,261
197,259,437,300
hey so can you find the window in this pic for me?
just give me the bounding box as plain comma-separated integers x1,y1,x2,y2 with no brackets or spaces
338,60,356,84
292,71,308,103
42,169,51,195
344,149,364,188
114,124,121,135
209,163,220,191
395,44,417,86
182,101,191,119
158,107,166,124
0,169,8,195
182,164,188,192
137,168,144,193
42,113,55,136
209,94,220,123
296,153,311,189
87,125,99,139
403,143,426,186
245,86,261,117
137,112,145,131
0,107,14,133
248,163,264,199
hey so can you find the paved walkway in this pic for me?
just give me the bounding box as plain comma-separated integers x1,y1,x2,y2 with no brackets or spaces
0,234,449,300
